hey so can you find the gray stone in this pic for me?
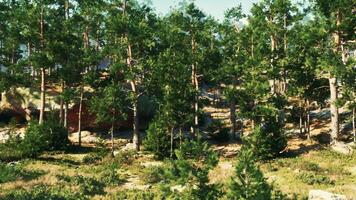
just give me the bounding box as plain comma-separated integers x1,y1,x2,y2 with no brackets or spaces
308,190,346,200
331,141,353,155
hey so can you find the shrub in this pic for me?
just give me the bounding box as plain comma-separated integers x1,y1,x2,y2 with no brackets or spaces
0,162,22,183
299,161,321,172
162,140,222,200
296,172,334,185
111,189,159,200
57,174,105,196
21,120,69,157
2,185,86,200
244,120,287,161
227,149,272,200
141,165,165,184
143,118,171,159
82,140,110,164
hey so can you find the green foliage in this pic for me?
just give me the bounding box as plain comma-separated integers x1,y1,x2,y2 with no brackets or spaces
82,140,110,164
0,162,23,183
227,149,272,200
111,189,159,200
144,117,172,159
2,185,86,200
244,120,287,161
141,165,166,184
162,139,222,200
57,174,105,196
296,172,334,185
21,120,69,158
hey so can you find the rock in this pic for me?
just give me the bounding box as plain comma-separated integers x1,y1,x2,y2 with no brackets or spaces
121,143,136,151
331,141,353,155
308,190,346,200
69,131,98,143
170,185,186,193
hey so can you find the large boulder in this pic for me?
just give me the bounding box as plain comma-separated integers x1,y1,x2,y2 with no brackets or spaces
69,131,98,144
308,190,346,200
331,141,354,155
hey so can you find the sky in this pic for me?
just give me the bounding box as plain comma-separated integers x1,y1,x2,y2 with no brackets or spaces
138,0,259,21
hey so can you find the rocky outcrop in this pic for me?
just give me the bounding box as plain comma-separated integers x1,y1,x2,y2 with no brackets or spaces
308,190,346,200
331,141,354,155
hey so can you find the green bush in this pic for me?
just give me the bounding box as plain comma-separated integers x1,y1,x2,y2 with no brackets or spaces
21,120,69,157
0,162,22,183
2,185,86,200
82,140,110,164
162,140,222,200
111,189,159,200
57,174,105,196
144,117,172,159
244,120,287,161
227,149,272,200
297,172,334,185
141,165,165,184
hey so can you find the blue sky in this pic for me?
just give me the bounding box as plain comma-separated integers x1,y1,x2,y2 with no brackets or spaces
138,0,259,21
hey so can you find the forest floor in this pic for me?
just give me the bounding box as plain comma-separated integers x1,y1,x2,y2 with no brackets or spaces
0,134,355,199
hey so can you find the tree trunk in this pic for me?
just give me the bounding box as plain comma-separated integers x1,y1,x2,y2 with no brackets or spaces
299,100,303,136
191,36,199,137
78,85,84,146
111,121,115,157
306,99,311,140
59,81,64,125
353,107,355,143
230,98,237,140
39,7,45,125
329,9,341,142
170,127,174,158
64,101,68,128
132,94,140,151
329,76,339,141
39,67,46,124
126,41,140,151
179,128,183,149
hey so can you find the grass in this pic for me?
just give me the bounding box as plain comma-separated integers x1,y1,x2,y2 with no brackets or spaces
0,144,355,200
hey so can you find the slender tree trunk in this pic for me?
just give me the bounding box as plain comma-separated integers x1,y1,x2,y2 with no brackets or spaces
111,121,115,157
329,77,339,141
306,99,311,140
179,128,183,149
191,36,199,137
353,107,355,143
126,43,140,151
59,81,64,125
170,127,174,158
39,7,45,125
64,101,68,128
299,99,303,136
230,98,237,140
329,10,341,142
132,94,140,151
78,85,84,146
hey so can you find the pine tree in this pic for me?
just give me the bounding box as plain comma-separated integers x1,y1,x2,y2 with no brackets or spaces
227,149,271,200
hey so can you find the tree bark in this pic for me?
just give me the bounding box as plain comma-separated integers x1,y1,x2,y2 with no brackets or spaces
329,77,339,141
299,99,304,136
329,9,341,142
230,98,237,140
64,101,68,128
191,36,199,137
306,99,311,140
78,85,84,146
170,127,174,158
39,7,45,125
111,121,115,157
59,81,64,125
353,107,355,143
